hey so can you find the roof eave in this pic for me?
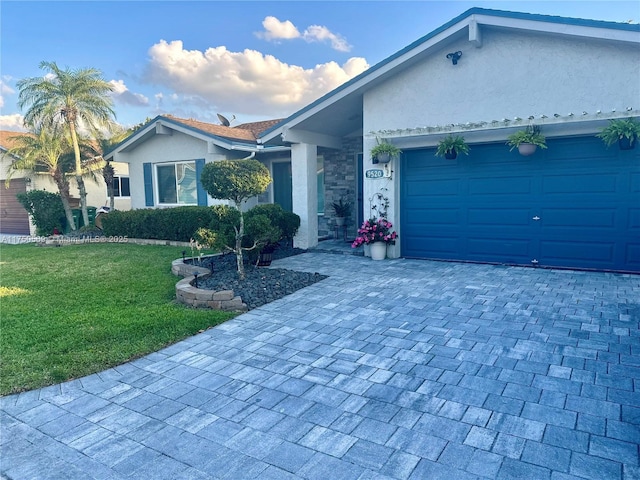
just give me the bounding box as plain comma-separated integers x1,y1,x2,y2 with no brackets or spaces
258,7,640,144
105,115,264,159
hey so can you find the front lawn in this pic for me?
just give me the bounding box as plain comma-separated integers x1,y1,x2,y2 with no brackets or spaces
0,242,235,396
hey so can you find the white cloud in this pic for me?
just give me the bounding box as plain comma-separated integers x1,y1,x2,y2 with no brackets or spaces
109,79,149,107
0,113,26,131
256,16,351,52
0,79,16,109
143,40,368,117
303,25,351,52
257,16,300,41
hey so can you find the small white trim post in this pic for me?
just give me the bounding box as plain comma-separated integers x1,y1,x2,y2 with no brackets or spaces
291,143,318,249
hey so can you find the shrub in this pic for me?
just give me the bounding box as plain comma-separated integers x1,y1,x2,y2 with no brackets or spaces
16,190,65,236
101,206,216,241
194,203,300,263
199,159,272,279
244,204,300,241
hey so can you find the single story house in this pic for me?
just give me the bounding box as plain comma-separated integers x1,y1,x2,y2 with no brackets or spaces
0,130,131,235
107,8,639,273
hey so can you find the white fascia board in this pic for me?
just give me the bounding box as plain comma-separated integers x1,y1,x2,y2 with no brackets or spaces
474,14,640,44
391,116,635,150
281,128,342,149
105,122,157,159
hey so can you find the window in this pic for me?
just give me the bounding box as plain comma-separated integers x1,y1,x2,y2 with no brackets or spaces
111,176,130,197
156,161,197,205
317,156,325,215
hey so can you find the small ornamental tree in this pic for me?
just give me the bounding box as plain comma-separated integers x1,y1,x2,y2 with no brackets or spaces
199,159,271,279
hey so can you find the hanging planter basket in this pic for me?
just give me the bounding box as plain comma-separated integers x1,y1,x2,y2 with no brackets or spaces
436,136,470,160
376,153,392,164
517,143,538,156
597,119,640,151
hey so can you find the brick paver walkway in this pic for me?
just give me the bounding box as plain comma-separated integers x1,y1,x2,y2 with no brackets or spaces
2,253,639,479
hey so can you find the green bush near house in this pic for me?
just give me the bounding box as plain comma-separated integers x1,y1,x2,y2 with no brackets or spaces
101,206,217,241
245,203,300,241
195,203,301,261
16,190,66,235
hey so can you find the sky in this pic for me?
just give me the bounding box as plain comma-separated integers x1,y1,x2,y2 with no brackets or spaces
1,1,639,132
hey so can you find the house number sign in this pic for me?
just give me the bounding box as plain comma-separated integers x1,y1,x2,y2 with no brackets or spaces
365,169,384,179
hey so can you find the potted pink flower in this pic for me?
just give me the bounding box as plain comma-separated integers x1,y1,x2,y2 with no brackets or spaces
352,217,398,260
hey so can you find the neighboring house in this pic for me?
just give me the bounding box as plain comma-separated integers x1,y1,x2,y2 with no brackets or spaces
109,8,639,273
0,130,131,235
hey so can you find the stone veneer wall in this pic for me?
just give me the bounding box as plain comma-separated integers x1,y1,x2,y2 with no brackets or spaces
172,257,247,311
319,137,362,238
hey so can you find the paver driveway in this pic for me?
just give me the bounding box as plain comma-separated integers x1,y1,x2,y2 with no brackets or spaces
2,253,639,479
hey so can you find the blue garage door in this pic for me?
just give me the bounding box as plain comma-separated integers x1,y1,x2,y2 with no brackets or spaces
401,136,640,272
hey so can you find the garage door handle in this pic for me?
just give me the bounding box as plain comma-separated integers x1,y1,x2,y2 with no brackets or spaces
532,216,540,221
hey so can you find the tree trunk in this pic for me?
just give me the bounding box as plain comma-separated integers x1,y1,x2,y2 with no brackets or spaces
53,170,76,231
76,175,89,227
103,161,115,211
236,210,245,280
68,122,90,227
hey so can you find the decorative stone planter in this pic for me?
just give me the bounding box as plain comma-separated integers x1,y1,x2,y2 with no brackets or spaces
172,256,247,312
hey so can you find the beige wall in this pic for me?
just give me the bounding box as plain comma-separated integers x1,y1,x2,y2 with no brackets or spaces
0,153,131,211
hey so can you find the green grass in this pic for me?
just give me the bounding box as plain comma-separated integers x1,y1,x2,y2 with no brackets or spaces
0,243,235,396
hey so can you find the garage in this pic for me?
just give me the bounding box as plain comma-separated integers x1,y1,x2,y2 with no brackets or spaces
400,136,640,272
0,179,30,235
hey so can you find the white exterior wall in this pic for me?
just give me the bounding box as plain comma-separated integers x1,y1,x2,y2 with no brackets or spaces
362,28,640,258
121,131,226,209
365,29,640,132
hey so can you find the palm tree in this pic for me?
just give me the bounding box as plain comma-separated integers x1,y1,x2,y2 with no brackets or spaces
4,126,77,231
17,61,116,227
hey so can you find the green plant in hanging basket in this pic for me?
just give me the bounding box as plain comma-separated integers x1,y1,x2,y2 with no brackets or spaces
371,141,402,162
435,135,470,159
506,125,547,151
597,118,640,149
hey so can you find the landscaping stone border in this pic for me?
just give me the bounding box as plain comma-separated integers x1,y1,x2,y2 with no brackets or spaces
171,255,247,312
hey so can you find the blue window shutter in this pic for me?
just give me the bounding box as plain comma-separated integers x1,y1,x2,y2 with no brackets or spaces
143,163,154,206
195,159,207,206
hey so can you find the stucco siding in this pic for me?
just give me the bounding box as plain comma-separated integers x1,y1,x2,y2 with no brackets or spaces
364,28,640,133
123,131,215,209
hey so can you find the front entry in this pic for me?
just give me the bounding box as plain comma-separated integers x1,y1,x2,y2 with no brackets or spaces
273,162,293,212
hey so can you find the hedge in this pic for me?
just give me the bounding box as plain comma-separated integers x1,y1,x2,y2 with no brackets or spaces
101,207,216,242
100,204,301,245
